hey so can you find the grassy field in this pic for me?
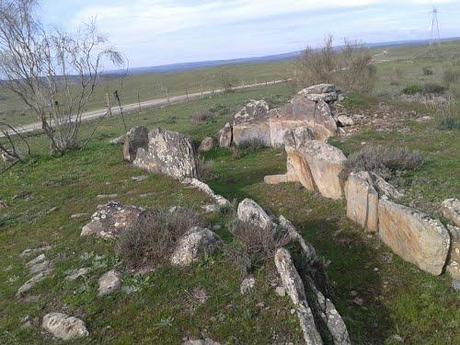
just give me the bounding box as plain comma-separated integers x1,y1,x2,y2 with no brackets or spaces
1,75,459,345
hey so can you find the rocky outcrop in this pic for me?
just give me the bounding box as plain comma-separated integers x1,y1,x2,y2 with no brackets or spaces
121,126,149,161
288,141,346,200
217,123,232,148
42,313,89,341
232,100,271,146
441,198,460,227
198,137,214,152
81,201,144,239
345,171,379,232
98,270,122,296
378,197,450,275
133,128,199,180
170,227,221,267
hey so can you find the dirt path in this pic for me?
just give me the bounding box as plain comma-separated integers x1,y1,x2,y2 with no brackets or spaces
1,79,289,138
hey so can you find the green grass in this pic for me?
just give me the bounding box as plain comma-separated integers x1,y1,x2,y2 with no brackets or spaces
1,64,460,344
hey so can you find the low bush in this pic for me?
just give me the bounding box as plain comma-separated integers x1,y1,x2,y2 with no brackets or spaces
402,84,423,95
190,111,214,126
117,208,205,268
227,220,289,275
422,67,434,76
443,66,460,87
342,144,424,181
429,99,460,130
196,157,215,180
423,83,446,95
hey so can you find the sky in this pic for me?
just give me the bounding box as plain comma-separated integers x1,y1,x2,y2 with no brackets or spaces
39,0,460,68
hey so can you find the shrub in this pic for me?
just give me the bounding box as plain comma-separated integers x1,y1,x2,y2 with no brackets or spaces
443,66,460,87
295,36,377,94
117,208,205,268
402,84,423,95
430,99,460,130
423,83,446,95
228,220,289,274
190,111,214,126
342,144,424,181
196,157,215,180
422,67,434,76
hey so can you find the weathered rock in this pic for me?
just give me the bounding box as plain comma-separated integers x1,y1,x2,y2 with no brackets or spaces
131,175,148,182
42,313,89,341
345,171,379,232
378,197,450,275
337,115,354,127
198,137,214,152
298,84,339,103
182,339,221,345
240,276,256,295
17,270,52,297
65,267,90,281
446,224,460,280
217,122,232,148
133,128,198,180
26,254,46,268
81,201,144,239
183,178,230,207
70,213,89,219
170,227,221,267
232,101,270,147
19,245,52,259
370,173,404,200
274,248,323,345
122,126,149,161
237,198,274,230
233,99,270,125
286,140,347,200
441,198,460,227
98,270,122,296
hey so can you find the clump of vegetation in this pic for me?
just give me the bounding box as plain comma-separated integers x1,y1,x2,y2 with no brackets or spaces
342,92,375,110
423,83,446,95
117,208,205,268
190,111,214,126
428,99,460,130
238,138,266,153
342,144,424,181
209,103,230,116
296,36,376,94
422,67,434,76
390,67,403,86
402,84,423,95
227,220,289,275
443,66,460,87
196,157,215,180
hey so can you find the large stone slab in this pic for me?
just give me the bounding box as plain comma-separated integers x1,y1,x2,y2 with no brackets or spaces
133,128,198,180
345,171,379,232
378,197,450,275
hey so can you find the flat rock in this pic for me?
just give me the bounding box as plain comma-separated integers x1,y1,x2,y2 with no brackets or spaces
378,197,450,275
441,198,460,227
98,270,122,296
42,313,89,341
170,227,221,267
81,201,144,239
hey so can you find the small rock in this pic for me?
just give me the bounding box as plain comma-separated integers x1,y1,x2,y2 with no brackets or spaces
182,338,221,345
70,213,89,219
42,313,89,341
98,270,122,296
26,254,46,267
65,268,90,281
19,245,52,258
353,297,364,306
201,204,219,213
275,286,286,297
256,302,265,309
191,287,209,304
452,280,460,291
198,137,215,152
350,290,358,297
131,175,148,182
337,115,354,126
390,334,404,343
240,276,255,295
29,260,51,275
17,270,52,297
96,194,118,199
0,199,7,208
416,116,432,123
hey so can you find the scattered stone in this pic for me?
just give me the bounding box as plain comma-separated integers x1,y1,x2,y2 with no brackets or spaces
70,213,89,219
42,313,89,341
337,115,354,127
98,270,122,296
441,198,460,227
198,137,215,152
452,280,460,291
131,175,148,182
96,194,118,199
170,227,221,267
353,297,364,306
81,201,144,239
183,178,230,207
370,173,404,199
65,267,90,281
217,122,232,148
416,116,432,123
191,287,209,304
26,254,46,267
17,270,52,297
237,198,274,230
182,338,221,345
29,259,51,275
378,197,450,275
19,245,52,259
240,276,256,295
133,128,199,180
201,204,219,213
275,286,286,297
122,126,149,161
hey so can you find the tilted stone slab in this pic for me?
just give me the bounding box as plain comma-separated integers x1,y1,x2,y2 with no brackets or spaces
133,128,198,180
345,171,379,232
378,197,450,275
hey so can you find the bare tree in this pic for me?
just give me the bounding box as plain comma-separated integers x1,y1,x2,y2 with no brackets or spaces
0,0,123,155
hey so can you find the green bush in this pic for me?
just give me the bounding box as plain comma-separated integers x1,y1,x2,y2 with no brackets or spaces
402,84,423,95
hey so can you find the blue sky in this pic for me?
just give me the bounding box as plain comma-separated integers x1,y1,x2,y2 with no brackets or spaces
40,0,460,68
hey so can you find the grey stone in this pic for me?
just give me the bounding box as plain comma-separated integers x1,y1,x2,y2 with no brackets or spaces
131,175,148,182
65,267,90,281
98,270,122,296
441,198,460,227
17,270,52,297
122,126,149,162
337,115,354,127
42,313,89,341
237,198,274,230
217,122,232,148
198,137,215,152
240,276,256,295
